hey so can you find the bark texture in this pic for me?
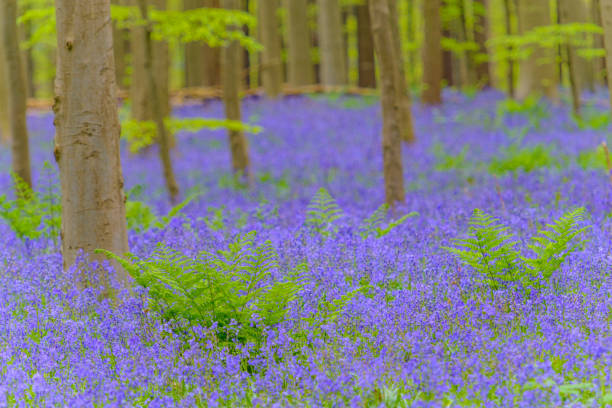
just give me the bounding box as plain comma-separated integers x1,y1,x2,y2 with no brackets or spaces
112,0,129,89
2,0,32,189
130,0,170,121
317,0,347,86
369,0,406,208
53,0,129,280
184,0,221,87
516,0,558,99
222,0,251,178
422,0,443,104
356,1,375,88
558,0,581,115
285,0,315,86
258,0,283,97
137,0,179,204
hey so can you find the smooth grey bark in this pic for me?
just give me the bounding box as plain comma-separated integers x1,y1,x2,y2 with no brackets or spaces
53,0,129,285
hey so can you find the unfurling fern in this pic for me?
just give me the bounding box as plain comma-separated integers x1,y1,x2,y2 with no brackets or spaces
306,188,343,238
445,209,520,292
359,203,419,239
521,207,589,292
445,208,590,296
98,231,305,347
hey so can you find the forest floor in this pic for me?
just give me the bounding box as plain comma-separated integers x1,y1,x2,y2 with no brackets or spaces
0,90,611,407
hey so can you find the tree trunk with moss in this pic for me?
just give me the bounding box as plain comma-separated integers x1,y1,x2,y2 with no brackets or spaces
369,0,406,208
53,0,129,282
1,0,32,189
221,0,251,179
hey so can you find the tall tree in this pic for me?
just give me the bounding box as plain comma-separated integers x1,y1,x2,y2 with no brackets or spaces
184,0,221,88
593,0,606,85
0,32,9,144
369,0,407,208
422,0,443,104
137,0,180,204
317,0,347,86
387,0,414,143
601,0,612,113
222,0,251,179
285,0,315,86
516,0,558,100
558,0,582,116
130,0,170,121
112,0,129,89
258,0,283,97
1,0,32,189
53,0,129,282
473,0,491,86
356,0,375,88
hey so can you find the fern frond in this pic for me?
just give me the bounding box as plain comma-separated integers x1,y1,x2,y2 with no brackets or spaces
359,204,388,239
306,187,344,238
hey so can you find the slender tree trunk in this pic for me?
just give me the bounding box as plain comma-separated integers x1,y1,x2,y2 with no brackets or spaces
504,0,515,97
317,0,347,86
137,0,179,204
474,0,491,86
184,0,221,87
259,0,283,97
2,0,32,189
112,0,128,89
387,0,414,143
559,0,581,116
442,27,454,87
422,0,443,104
600,0,612,113
369,0,406,208
356,1,376,88
0,35,9,145
593,0,607,85
53,0,129,282
130,0,170,121
517,0,558,100
221,0,251,179
285,0,315,86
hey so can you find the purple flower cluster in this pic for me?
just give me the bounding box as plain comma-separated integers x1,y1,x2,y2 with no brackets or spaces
0,89,610,406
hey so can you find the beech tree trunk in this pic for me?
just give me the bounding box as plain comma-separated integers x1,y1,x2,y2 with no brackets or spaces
53,0,129,282
600,0,612,113
285,0,315,86
259,0,283,97
112,0,128,89
474,0,491,86
422,0,443,104
517,0,558,100
504,0,515,96
317,0,347,86
369,0,406,208
1,0,32,189
184,0,221,88
130,0,170,121
387,0,414,143
0,35,9,145
356,1,375,88
593,0,606,85
222,0,251,178
137,0,179,204
558,0,581,116
442,27,454,87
